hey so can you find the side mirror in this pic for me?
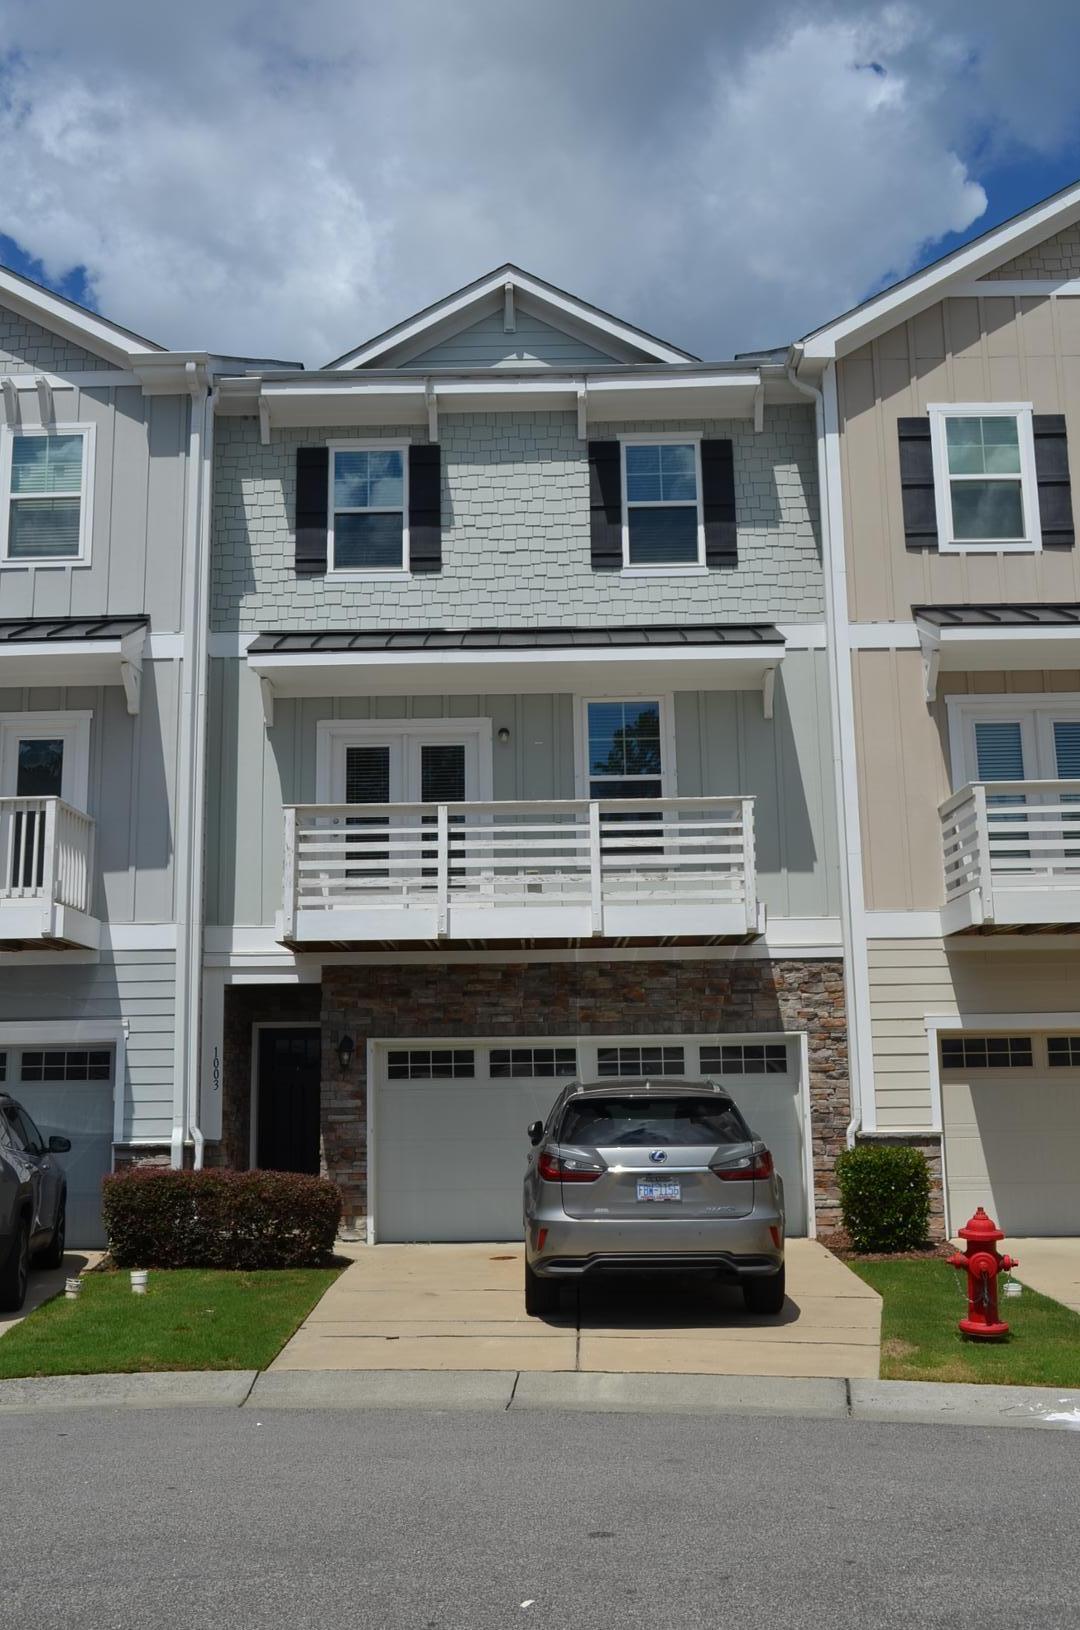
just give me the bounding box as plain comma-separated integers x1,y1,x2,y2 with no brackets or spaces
527,1120,544,1146
48,1136,71,1154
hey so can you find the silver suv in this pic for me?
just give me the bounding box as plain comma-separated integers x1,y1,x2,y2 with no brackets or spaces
523,1078,785,1317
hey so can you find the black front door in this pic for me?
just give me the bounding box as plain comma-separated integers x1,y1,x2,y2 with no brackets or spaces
256,1028,322,1174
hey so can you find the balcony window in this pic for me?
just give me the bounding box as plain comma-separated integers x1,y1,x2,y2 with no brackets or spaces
328,444,407,571
622,438,703,567
1,428,93,565
584,699,668,798
929,405,1039,552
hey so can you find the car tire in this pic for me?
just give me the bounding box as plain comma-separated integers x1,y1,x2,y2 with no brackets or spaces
0,1218,31,1313
525,1261,560,1317
36,1199,66,1270
742,1264,786,1316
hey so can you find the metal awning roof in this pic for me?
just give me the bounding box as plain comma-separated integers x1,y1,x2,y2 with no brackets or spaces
914,604,1080,699
247,623,786,723
0,616,148,712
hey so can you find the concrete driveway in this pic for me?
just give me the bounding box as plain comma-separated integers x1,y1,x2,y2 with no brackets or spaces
1010,1239,1080,1314
271,1240,881,1379
0,1251,103,1339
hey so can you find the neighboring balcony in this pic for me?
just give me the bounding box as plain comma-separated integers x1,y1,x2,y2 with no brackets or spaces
941,781,1080,933
280,796,763,948
0,798,100,949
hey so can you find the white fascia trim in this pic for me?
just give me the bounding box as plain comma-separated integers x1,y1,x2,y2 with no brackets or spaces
249,643,784,676
802,186,1080,359
0,268,162,367
849,623,921,650
864,910,943,938
925,623,1080,649
775,623,826,649
202,931,842,967
144,633,185,660
0,370,142,390
334,269,694,369
950,280,1080,298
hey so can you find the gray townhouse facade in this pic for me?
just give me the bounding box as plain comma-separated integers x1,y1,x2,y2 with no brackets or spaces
0,266,289,1246
199,267,850,1242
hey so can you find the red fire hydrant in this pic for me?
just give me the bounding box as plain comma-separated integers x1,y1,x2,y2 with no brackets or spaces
948,1207,1018,1340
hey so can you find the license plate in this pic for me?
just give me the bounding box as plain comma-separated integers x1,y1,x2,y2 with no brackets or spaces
636,1180,681,1203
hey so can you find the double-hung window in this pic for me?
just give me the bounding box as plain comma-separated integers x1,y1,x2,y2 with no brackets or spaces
622,437,703,567
584,699,667,799
929,405,1040,552
328,443,408,571
1,427,93,565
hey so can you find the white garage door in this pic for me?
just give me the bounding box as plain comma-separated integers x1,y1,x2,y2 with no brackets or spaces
372,1036,808,1242
942,1038,1080,1236
8,1047,114,1248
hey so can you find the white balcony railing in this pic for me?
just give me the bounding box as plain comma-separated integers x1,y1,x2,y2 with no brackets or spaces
940,780,1080,931
0,797,97,944
282,796,760,944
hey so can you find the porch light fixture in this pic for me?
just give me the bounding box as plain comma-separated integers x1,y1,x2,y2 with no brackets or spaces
497,727,511,744
337,1034,355,1074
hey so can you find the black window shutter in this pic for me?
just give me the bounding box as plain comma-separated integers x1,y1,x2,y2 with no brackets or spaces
588,441,622,569
409,444,442,572
1033,414,1074,549
701,439,736,565
294,446,329,575
897,418,938,551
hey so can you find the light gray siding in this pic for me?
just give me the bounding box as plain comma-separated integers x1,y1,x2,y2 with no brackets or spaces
0,954,176,1142
212,406,822,630
0,307,118,374
399,308,622,370
0,381,190,628
0,658,179,923
206,652,838,928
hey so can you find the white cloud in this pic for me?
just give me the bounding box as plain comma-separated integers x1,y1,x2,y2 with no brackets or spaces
0,1,1075,362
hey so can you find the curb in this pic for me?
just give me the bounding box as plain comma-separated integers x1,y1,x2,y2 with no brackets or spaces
0,1368,1078,1430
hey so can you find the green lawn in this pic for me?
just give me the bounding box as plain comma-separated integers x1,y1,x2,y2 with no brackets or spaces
0,1266,342,1379
850,1259,1080,1387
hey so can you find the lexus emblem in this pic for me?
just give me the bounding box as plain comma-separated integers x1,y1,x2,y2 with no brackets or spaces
648,1150,667,1164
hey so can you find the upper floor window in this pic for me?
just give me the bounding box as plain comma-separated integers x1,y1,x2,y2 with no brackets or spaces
0,427,94,566
622,437,703,567
929,405,1040,553
583,699,669,797
328,442,408,572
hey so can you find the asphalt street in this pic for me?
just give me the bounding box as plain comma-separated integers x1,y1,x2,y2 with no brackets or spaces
1,1404,1077,1629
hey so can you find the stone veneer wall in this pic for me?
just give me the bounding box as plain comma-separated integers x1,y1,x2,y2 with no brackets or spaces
319,958,849,1232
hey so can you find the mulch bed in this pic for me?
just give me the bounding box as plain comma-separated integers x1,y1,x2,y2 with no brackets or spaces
820,1230,956,1264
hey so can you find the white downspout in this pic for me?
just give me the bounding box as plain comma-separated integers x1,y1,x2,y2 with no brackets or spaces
786,353,868,1147
171,368,215,1169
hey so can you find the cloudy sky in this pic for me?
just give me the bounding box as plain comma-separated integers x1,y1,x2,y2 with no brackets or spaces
2,1,1080,366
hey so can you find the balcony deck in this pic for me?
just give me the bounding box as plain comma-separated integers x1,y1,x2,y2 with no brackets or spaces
0,797,99,949
280,796,762,949
941,780,1080,934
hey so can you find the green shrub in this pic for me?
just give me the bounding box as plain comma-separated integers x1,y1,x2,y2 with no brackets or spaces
102,1168,342,1270
835,1144,930,1253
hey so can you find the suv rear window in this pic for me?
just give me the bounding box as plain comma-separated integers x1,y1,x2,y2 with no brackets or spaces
559,1096,750,1148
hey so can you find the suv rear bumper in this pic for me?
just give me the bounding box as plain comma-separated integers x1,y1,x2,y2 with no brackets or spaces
539,1251,781,1279
527,1213,783,1278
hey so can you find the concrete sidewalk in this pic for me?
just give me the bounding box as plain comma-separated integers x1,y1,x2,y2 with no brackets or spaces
1010,1239,1080,1315
0,1366,1078,1432
269,1240,881,1379
0,1251,103,1340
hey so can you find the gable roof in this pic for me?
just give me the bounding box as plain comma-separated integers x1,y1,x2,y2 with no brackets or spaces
0,260,163,367
326,263,700,370
799,177,1080,362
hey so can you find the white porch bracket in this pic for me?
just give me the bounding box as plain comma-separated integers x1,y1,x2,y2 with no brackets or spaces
260,676,276,728
753,380,765,433
918,623,941,702
119,627,147,716
0,378,17,428
35,375,54,425
425,383,438,442
762,667,776,720
503,279,516,333
577,385,588,441
258,396,272,446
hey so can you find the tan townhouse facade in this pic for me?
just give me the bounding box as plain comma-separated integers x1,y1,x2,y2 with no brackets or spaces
795,182,1080,1238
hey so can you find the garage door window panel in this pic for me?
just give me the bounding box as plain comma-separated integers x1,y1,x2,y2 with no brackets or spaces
940,1036,1034,1069
700,1042,789,1076
489,1047,577,1078
596,1044,685,1077
386,1049,476,1080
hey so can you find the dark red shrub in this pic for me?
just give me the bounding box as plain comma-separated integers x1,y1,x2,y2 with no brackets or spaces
102,1168,342,1269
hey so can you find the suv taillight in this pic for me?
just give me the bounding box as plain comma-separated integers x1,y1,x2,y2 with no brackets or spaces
712,1149,774,1181
537,1149,605,1183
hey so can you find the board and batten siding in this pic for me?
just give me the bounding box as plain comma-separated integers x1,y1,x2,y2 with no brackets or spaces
870,938,1080,1131
0,954,176,1143
397,308,621,370
205,651,839,929
211,407,822,630
0,658,181,923
836,293,1080,623
0,378,191,629
852,649,1080,912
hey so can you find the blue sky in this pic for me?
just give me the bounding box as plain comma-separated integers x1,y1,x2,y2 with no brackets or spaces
1,2,1079,364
